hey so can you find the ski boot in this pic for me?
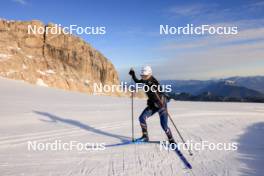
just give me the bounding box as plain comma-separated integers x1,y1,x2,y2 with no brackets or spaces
135,132,149,142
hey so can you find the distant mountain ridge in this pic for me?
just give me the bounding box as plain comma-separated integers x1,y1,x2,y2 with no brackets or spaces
197,81,264,99
220,76,264,94
161,76,264,103
161,76,264,94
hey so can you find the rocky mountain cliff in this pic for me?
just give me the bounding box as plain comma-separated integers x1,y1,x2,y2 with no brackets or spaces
0,19,120,95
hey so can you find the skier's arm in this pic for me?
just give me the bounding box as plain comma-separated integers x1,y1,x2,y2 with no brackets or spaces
129,68,144,83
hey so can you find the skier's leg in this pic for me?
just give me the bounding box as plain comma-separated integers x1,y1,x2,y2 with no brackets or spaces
138,107,155,141
159,107,175,143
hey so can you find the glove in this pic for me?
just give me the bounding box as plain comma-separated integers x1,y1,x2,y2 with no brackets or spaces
129,68,135,76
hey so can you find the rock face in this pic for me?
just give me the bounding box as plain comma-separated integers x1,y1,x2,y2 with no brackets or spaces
0,19,120,95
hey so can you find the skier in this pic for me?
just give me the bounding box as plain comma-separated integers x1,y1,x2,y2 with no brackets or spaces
129,66,175,144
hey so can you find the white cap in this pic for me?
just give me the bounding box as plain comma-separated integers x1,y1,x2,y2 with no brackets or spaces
140,65,152,76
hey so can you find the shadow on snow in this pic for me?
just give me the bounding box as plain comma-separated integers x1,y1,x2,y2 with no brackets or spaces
33,110,130,143
237,122,264,176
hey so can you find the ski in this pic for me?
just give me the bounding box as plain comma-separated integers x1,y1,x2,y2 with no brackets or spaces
160,141,192,169
172,146,192,169
105,140,192,169
105,140,162,148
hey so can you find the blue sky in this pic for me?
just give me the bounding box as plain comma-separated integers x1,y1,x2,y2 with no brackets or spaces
1,0,264,80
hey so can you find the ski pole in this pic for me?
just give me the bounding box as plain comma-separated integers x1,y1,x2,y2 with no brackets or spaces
167,112,193,156
154,92,193,156
131,88,135,142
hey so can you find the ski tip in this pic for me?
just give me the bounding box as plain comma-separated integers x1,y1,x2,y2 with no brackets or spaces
184,163,192,169
187,165,192,169
184,165,192,170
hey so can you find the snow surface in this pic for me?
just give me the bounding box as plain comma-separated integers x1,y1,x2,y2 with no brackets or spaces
36,70,46,76
36,78,48,87
37,70,56,75
0,78,263,176
46,69,56,74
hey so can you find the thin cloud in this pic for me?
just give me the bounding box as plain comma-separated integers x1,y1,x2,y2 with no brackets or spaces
165,2,264,24
153,19,264,80
247,1,264,9
153,41,264,80
166,3,221,21
168,4,208,17
12,0,27,5
159,19,264,51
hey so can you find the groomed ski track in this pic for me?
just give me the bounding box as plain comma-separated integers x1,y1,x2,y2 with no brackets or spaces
0,78,263,176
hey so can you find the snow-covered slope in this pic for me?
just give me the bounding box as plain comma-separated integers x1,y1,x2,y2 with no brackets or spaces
0,78,263,176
